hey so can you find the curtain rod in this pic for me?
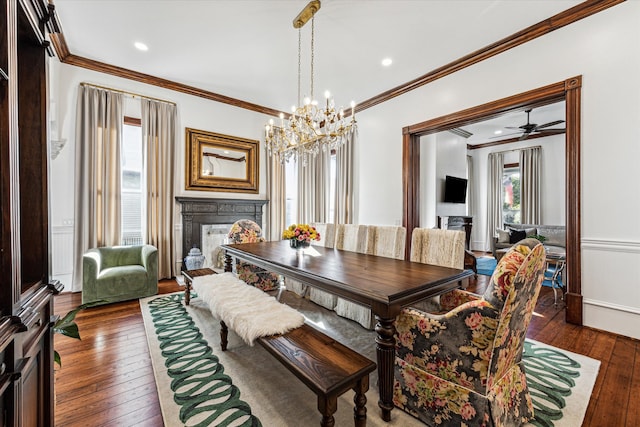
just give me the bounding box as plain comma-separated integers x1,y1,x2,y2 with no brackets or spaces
492,145,541,155
80,82,177,106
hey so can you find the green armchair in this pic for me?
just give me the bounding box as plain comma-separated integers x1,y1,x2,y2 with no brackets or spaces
82,245,158,305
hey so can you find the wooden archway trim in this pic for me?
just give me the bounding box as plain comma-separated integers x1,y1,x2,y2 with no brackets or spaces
402,76,583,325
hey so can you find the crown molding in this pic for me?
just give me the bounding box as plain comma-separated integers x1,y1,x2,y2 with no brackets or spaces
356,0,624,113
47,0,623,115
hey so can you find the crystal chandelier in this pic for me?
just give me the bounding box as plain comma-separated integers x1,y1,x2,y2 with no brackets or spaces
264,0,356,164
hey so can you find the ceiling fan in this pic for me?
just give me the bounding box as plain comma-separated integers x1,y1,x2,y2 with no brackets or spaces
499,109,565,140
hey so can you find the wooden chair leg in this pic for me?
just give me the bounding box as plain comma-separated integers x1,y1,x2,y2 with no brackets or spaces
318,394,337,427
220,320,228,351
353,376,369,427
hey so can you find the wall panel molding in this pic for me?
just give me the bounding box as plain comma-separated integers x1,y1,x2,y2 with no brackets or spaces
583,298,640,315
582,238,640,253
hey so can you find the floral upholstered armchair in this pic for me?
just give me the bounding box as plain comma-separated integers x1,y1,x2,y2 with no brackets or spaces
227,219,280,292
394,238,546,426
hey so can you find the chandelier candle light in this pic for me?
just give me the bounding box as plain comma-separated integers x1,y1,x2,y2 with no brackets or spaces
264,0,357,164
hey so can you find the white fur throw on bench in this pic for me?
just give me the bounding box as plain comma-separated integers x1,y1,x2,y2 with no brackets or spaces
191,273,305,345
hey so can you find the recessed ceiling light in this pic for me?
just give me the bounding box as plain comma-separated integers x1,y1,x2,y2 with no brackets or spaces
494,130,503,135
381,58,393,67
134,42,148,51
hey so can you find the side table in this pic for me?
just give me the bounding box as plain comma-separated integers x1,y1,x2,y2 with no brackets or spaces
182,268,216,306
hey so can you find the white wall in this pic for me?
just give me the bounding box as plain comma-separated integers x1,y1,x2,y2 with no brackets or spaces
356,2,640,338
49,62,272,285
435,133,468,219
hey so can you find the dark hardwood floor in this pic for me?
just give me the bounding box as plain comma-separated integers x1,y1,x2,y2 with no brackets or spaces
53,274,640,426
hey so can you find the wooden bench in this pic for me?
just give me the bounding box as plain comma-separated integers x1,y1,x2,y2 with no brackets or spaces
220,321,377,427
182,267,216,305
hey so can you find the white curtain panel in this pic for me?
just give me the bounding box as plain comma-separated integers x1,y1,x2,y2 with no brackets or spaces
519,146,542,224
486,152,504,251
297,149,331,224
265,153,286,241
71,85,124,292
334,128,356,224
142,98,177,279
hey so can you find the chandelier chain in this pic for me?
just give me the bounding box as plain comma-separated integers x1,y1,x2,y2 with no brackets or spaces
310,17,315,101
263,0,356,164
297,28,302,106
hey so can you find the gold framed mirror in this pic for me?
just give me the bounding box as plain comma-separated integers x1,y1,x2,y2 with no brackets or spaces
185,128,259,193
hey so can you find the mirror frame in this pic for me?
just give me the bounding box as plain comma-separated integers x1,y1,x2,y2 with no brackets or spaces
185,128,259,193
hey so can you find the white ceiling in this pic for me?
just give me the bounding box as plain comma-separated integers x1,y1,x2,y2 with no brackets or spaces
52,0,574,137
461,101,565,145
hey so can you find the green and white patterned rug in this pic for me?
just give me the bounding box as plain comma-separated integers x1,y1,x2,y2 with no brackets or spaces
140,292,599,427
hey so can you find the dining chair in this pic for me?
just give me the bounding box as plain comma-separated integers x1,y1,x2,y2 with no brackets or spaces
333,225,406,329
285,222,336,297
393,238,546,426
408,227,466,312
309,224,367,310
227,219,281,292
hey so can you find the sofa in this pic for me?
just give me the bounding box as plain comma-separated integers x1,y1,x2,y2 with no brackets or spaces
492,223,565,258
82,245,158,305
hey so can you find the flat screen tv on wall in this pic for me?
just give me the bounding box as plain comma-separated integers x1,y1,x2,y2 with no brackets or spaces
444,175,468,204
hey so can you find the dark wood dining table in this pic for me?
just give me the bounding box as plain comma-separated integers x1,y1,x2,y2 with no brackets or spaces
222,240,474,421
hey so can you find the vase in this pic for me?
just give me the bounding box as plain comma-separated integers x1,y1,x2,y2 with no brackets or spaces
289,239,310,250
184,246,206,270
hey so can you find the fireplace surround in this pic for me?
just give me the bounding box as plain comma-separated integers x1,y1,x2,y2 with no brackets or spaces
176,197,268,269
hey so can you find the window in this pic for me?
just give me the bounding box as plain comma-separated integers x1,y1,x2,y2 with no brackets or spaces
121,118,144,245
502,166,520,224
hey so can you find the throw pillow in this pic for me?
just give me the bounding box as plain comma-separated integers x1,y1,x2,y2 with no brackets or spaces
509,229,527,243
496,228,510,243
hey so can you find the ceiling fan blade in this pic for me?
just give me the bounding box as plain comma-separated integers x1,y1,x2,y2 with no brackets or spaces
536,120,565,129
519,133,530,141
537,128,566,133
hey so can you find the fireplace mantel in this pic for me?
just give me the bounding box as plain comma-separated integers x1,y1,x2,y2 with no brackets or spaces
176,197,268,268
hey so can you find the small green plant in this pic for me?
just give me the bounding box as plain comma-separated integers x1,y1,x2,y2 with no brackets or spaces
53,301,102,367
530,234,547,243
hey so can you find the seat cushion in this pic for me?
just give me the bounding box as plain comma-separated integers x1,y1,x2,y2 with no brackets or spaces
97,265,149,296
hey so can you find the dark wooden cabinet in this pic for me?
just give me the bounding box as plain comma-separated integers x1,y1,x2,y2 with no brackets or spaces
1,1,58,425
437,216,477,275
437,215,473,250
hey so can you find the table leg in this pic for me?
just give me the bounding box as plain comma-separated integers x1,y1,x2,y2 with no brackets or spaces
184,280,191,306
375,315,396,421
224,253,233,273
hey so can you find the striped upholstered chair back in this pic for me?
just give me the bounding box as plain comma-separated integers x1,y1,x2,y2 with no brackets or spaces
333,225,406,329
309,222,336,248
410,228,465,269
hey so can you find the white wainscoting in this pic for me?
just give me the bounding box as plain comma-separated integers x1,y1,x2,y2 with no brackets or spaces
51,225,74,287
581,238,640,340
